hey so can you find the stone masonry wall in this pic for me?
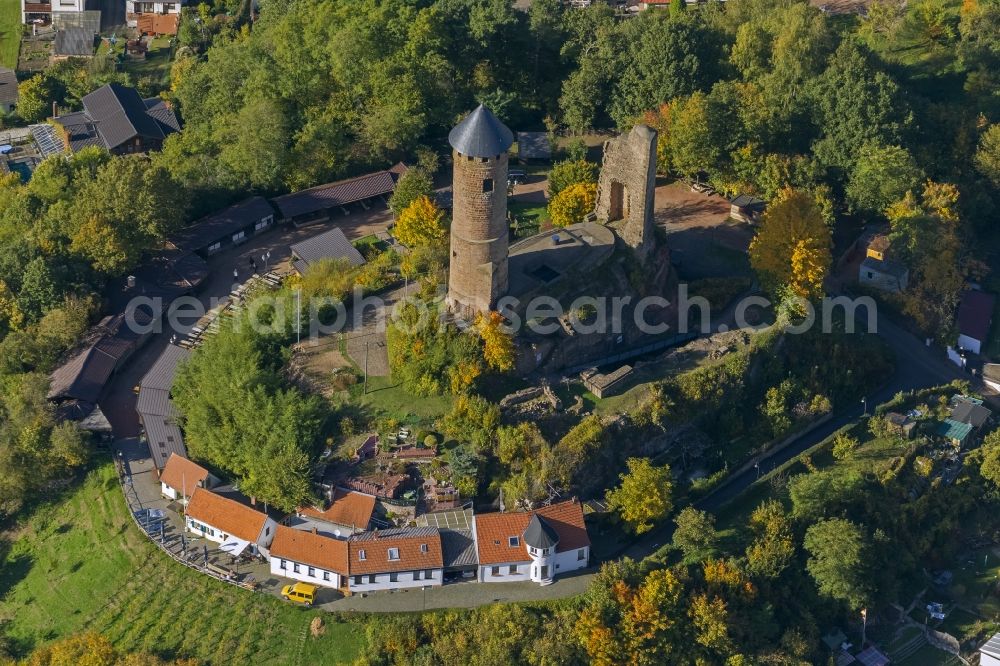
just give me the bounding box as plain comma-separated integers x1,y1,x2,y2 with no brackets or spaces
447,150,509,318
594,125,658,260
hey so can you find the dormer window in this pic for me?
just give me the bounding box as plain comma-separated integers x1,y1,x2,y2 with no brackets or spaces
358,549,366,561
387,547,400,561
420,543,428,553
508,536,520,547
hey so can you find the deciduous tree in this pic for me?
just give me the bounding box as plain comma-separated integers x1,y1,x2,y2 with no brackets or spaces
803,517,872,609
606,457,673,534
548,182,596,227
394,195,447,248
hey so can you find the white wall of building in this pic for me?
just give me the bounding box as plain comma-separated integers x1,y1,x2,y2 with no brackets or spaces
958,333,983,355
982,653,1000,666
348,568,442,593
51,0,86,13
271,558,342,589
186,516,277,555
479,561,531,583
552,546,589,575
162,482,179,501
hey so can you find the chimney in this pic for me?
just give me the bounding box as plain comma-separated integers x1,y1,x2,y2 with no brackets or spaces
311,526,317,535
250,495,256,506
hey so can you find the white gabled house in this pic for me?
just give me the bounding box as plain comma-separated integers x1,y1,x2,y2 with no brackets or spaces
185,487,277,558
269,525,348,590
159,453,219,504
473,499,591,586
346,527,444,594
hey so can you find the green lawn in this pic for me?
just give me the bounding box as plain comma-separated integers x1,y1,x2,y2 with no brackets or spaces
897,644,962,666
348,375,453,426
0,0,21,69
0,460,365,663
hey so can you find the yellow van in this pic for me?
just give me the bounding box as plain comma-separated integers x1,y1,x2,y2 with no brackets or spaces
281,582,317,606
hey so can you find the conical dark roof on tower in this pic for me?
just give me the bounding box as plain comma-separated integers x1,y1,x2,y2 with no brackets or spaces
523,513,560,549
448,104,514,158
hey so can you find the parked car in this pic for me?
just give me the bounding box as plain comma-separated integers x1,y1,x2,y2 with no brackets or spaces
508,170,527,185
281,582,317,606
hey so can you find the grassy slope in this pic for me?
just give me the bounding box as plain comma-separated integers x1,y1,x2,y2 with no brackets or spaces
0,0,20,69
0,459,364,664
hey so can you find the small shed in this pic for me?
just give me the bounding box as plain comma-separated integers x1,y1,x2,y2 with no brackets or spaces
0,68,17,114
885,412,916,439
516,131,552,161
937,419,973,448
729,194,766,224
859,256,909,293
289,228,366,275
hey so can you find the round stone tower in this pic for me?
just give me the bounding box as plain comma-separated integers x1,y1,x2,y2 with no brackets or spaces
446,105,514,319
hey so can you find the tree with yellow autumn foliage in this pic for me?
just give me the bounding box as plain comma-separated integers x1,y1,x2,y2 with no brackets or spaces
748,188,832,301
394,195,447,248
548,182,597,228
475,310,515,371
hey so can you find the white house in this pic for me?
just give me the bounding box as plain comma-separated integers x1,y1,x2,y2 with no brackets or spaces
981,632,1000,666
346,527,444,594
159,453,218,504
269,525,349,590
185,487,277,558
473,499,590,586
22,0,86,25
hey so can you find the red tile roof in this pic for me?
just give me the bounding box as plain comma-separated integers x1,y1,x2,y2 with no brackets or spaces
298,489,376,531
159,453,210,495
474,500,590,565
185,488,270,543
958,290,996,343
347,528,443,574
270,525,349,575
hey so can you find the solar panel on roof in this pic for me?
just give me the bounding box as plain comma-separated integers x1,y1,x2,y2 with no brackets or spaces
30,124,66,157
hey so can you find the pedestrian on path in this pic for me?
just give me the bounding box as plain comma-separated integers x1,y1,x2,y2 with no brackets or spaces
233,268,238,280
249,258,257,273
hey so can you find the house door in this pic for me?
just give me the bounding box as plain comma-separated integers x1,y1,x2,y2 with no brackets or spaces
540,565,549,579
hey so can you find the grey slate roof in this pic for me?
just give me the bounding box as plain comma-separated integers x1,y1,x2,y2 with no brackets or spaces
523,514,559,549
951,401,991,428
861,256,909,279
141,413,186,470
52,84,179,153
982,632,1000,658
516,131,552,160
290,227,365,273
731,194,766,210
448,105,514,158
169,197,275,254
440,529,478,568
54,28,95,57
0,68,18,106
349,526,440,542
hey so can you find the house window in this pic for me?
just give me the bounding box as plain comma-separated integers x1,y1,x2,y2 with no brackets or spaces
491,566,500,576
508,536,520,547
353,575,362,585
293,563,300,573
323,572,330,581
482,178,494,193
420,543,428,553
265,526,270,535
358,549,366,561
390,572,398,583
414,570,422,580
528,547,536,555
232,231,246,243
279,559,287,570
367,574,377,584
207,242,221,254
866,271,873,279
308,566,316,577
509,564,518,574
424,570,433,578
577,548,586,561
387,547,400,561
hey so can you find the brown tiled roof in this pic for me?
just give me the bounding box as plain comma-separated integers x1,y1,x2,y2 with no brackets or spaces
159,453,210,494
185,488,269,543
474,500,590,565
270,525,349,575
271,166,405,219
298,489,376,531
348,527,443,574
